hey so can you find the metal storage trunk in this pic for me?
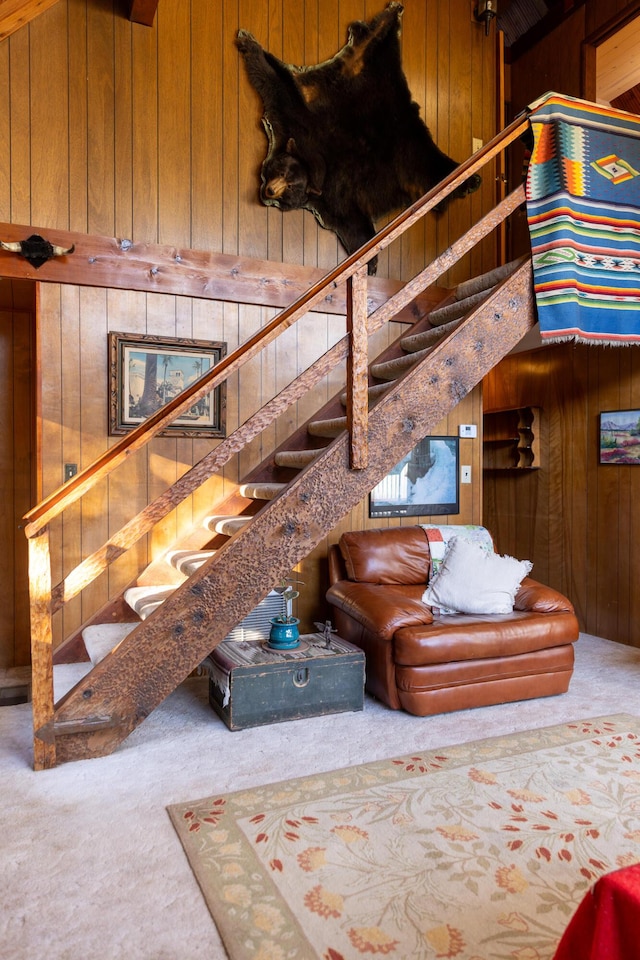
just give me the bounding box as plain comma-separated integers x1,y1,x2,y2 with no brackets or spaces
205,633,365,730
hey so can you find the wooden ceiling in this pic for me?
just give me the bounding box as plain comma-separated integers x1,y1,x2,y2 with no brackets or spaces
0,0,158,42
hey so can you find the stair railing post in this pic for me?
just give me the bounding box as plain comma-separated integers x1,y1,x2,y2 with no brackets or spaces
346,266,370,470
28,527,56,770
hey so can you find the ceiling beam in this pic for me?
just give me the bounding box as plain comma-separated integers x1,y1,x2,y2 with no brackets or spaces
128,0,158,27
0,0,61,42
0,221,444,322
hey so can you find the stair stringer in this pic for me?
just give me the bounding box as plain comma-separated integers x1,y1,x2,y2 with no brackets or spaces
47,261,535,766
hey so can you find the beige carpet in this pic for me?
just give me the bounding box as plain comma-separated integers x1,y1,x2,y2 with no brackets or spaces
169,714,640,960
2,634,640,960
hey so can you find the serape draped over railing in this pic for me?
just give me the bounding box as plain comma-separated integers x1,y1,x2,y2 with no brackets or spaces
526,92,640,345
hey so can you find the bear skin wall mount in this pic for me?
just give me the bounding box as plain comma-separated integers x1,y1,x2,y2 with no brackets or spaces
236,2,481,274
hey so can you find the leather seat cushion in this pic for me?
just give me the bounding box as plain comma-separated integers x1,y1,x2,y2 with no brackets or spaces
396,644,575,693
394,609,579,666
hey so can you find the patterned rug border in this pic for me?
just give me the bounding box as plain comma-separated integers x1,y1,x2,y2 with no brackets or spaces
168,714,640,959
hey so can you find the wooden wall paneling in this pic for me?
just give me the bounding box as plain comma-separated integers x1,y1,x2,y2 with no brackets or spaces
238,0,269,263
190,0,223,251
446,0,474,288
157,0,191,247
78,286,110,623
87,1,117,236
316,0,340,274
144,292,181,561
68,0,89,233
105,287,150,596
0,309,16,665
11,303,34,665
191,297,227,521
585,0,640,36
628,348,640,645
28,2,69,228
300,0,319,274
468,4,487,280
435,0,452,283
37,284,64,644
114,8,134,239
257,304,277,465
236,301,266,479
562,345,588,630
282,0,306,263
0,36,9,219
59,284,83,641
222,0,240,258
263,1,284,268
172,294,196,540
479,13,498,276
175,288,197,542
131,14,158,242
7,28,31,221
614,346,633,644
593,347,623,640
221,299,241,499
276,0,308,450
399,0,428,281
510,7,586,115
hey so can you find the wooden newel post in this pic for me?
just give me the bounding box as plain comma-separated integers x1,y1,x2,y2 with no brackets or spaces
28,527,56,770
346,266,370,470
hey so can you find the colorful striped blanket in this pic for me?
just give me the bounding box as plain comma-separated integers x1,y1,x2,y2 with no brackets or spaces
526,92,640,345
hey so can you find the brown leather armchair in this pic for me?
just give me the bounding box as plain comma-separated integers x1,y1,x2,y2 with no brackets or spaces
326,525,579,716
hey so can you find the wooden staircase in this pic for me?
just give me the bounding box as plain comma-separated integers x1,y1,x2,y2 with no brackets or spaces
24,111,535,769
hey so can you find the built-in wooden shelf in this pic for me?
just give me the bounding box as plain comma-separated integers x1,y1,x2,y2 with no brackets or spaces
483,406,541,470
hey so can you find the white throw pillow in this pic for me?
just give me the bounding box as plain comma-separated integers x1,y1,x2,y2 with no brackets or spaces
422,536,532,615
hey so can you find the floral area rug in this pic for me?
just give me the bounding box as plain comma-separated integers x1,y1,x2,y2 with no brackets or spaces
167,715,640,960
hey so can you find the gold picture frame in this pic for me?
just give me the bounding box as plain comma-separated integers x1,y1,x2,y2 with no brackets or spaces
109,331,226,437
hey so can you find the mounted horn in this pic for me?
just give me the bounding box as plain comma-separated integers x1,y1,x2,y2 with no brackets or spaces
0,233,75,269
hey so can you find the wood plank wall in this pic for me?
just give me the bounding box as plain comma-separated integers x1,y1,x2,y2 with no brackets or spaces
484,344,640,648
485,0,640,648
0,281,35,667
0,0,498,660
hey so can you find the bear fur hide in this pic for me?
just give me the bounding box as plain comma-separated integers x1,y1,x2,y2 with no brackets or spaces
236,2,481,274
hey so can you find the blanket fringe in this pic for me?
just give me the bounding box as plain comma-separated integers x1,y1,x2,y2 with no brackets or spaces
541,334,638,347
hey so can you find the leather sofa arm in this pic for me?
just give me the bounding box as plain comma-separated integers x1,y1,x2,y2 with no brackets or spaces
326,581,433,640
514,577,575,614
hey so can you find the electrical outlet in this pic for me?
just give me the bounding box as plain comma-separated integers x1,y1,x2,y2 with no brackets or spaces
64,463,77,482
461,465,472,484
459,424,477,438
472,137,483,153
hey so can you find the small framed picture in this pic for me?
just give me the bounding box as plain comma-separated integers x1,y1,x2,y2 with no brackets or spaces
109,332,226,437
599,409,640,464
369,436,460,518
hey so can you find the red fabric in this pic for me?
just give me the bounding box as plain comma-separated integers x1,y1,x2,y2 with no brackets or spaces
553,864,640,960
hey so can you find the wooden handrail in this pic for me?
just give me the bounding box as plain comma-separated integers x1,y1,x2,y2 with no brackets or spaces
23,111,530,538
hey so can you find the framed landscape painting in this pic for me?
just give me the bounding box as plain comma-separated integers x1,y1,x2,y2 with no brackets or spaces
599,409,640,464
109,332,226,437
369,436,460,518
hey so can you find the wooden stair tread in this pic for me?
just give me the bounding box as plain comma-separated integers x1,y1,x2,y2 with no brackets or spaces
239,482,287,500
203,515,251,535
307,416,347,438
274,449,322,468
123,585,177,620
166,549,216,576
370,349,425,381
